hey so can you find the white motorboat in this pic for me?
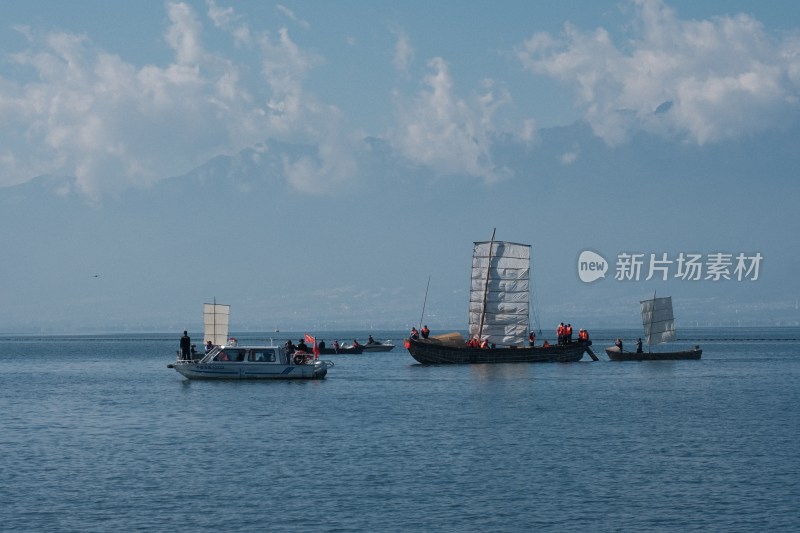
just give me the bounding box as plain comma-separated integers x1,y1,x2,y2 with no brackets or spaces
361,340,396,352
169,301,332,379
168,344,333,380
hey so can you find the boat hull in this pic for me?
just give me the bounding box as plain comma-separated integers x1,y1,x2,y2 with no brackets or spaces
168,361,329,379
318,346,364,355
405,337,587,364
604,347,702,361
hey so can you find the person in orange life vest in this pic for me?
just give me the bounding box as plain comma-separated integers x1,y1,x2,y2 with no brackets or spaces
480,338,489,348
410,327,419,340
353,339,360,348
421,325,430,339
565,323,573,343
557,323,565,345
543,340,550,348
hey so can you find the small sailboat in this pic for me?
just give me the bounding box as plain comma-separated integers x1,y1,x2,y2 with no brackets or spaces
168,302,333,379
605,295,701,361
405,230,588,364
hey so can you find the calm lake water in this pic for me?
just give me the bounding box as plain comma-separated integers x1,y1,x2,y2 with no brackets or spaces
1,327,798,532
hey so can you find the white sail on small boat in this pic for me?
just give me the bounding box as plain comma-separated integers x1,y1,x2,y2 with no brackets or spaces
204,301,230,348
606,295,701,361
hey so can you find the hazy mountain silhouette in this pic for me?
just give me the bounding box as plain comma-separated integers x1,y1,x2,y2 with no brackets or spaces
2,122,797,332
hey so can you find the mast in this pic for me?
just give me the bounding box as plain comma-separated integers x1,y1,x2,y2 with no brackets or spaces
418,275,431,331
212,296,217,344
477,228,496,341
648,291,655,352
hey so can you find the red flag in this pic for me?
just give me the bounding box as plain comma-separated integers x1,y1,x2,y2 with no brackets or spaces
305,333,320,358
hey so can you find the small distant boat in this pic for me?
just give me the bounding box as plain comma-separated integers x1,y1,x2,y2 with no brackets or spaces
405,230,588,364
168,302,333,379
317,344,364,355
605,295,702,361
362,339,395,352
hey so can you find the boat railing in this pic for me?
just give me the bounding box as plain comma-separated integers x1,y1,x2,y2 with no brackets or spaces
175,347,202,363
196,346,223,363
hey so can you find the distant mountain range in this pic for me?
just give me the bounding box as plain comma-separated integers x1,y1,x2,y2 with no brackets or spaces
2,121,798,333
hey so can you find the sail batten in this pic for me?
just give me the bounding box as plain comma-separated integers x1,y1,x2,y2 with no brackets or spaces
469,240,531,346
640,296,676,346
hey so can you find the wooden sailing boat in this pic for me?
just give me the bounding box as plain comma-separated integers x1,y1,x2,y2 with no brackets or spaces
605,295,701,361
405,230,588,364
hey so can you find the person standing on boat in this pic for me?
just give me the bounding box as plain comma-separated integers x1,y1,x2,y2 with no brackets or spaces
284,339,296,356
566,324,573,343
318,339,326,352
636,338,643,353
421,325,430,339
180,330,191,360
410,327,419,340
529,331,536,346
297,338,309,353
557,323,565,345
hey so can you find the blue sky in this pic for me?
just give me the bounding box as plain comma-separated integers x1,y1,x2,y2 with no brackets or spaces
1,0,799,333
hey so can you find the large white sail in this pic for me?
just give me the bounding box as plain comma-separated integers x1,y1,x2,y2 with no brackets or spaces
640,296,676,346
468,241,531,346
203,303,230,346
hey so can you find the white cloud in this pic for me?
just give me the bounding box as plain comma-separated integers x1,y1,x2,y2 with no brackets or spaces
560,150,578,165
518,0,800,145
0,1,357,197
392,28,414,74
390,57,511,182
256,27,359,193
520,118,537,143
165,2,203,65
206,0,251,45
277,4,311,31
